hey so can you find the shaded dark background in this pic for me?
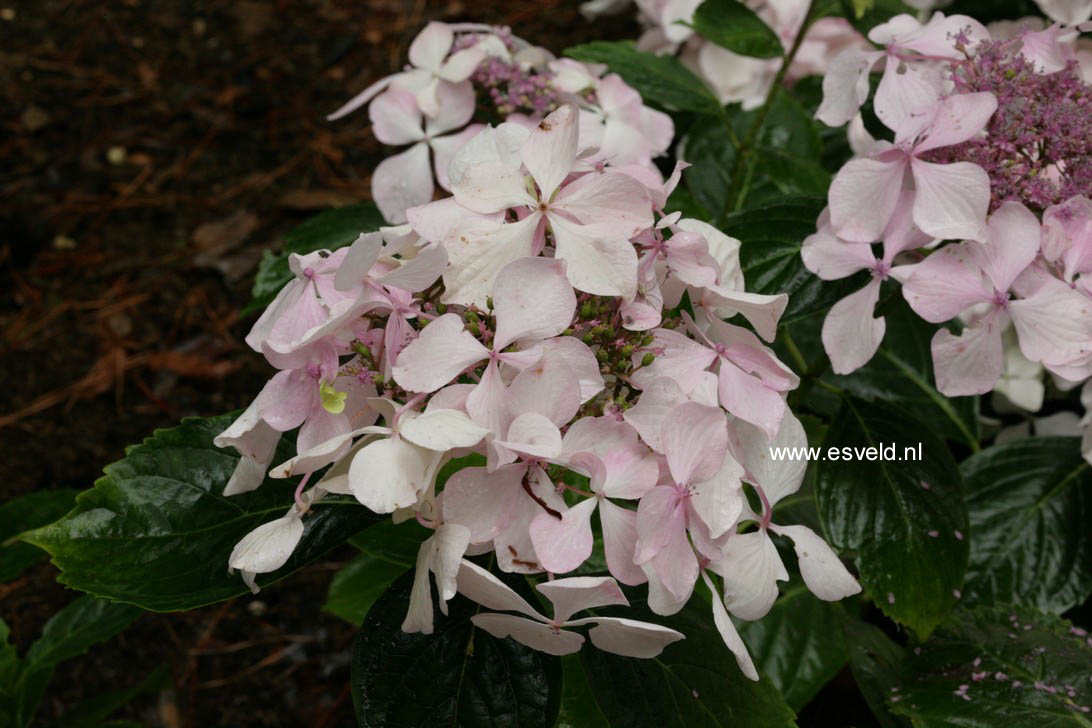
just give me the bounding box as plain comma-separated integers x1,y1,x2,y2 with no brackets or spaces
0,1,637,725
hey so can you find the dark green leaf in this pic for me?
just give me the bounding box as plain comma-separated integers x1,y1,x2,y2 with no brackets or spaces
677,116,735,219
351,568,562,727
247,202,384,313
842,617,912,728
961,438,1092,614
558,654,610,728
324,521,425,626
892,605,1092,727
690,0,783,58
679,95,824,219
738,587,848,711
24,596,141,672
817,399,968,638
564,42,723,116
580,593,796,728
0,490,78,582
723,198,867,325
25,415,379,611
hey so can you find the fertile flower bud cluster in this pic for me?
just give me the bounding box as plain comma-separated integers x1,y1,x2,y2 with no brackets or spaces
217,90,862,671
805,10,1092,464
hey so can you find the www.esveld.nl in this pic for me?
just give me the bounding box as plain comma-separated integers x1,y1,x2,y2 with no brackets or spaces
769,443,924,462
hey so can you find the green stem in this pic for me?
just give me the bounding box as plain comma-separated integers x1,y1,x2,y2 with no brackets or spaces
722,0,816,220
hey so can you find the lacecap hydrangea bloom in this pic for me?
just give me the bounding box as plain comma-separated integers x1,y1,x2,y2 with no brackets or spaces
218,65,862,669
803,10,1092,463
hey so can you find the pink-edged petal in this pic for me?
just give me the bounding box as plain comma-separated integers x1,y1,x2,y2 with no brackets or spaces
392,312,489,392
372,143,434,224
635,485,685,564
537,576,628,623
406,196,499,247
430,125,484,191
874,58,945,138
447,123,528,199
769,524,861,601
931,317,1005,396
1010,281,1092,366
228,512,304,577
716,531,787,620
506,352,582,426
902,242,991,322
497,412,563,459
471,613,585,655
689,453,745,539
661,401,729,485
327,74,394,122
623,377,688,452
377,242,447,294
822,278,886,375
442,465,525,543
256,369,315,432
441,214,540,308
400,408,489,451
408,21,453,71
977,201,1041,291
529,498,598,575
705,289,788,344
466,359,509,439
663,231,717,287
898,13,990,57
717,362,787,440
431,523,472,604
565,616,684,658
334,232,385,292
562,417,658,499
456,559,546,618
438,46,486,82
553,171,654,235
549,216,639,298
347,437,433,513
913,92,997,154
369,88,425,145
492,257,576,350
521,104,579,200
423,79,475,136
403,539,436,633
801,213,875,280
599,499,647,586
651,517,699,603
215,399,280,470
815,47,884,127
530,336,604,403
494,466,566,574
909,159,990,242
829,156,908,243
737,412,808,507
701,570,759,680
629,328,717,394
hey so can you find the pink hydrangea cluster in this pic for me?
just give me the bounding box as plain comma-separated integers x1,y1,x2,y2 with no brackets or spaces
923,34,1092,211
326,22,673,225
806,11,1092,463
217,102,862,671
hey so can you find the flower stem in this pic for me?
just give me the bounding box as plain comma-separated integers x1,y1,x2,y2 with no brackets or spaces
722,0,816,219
